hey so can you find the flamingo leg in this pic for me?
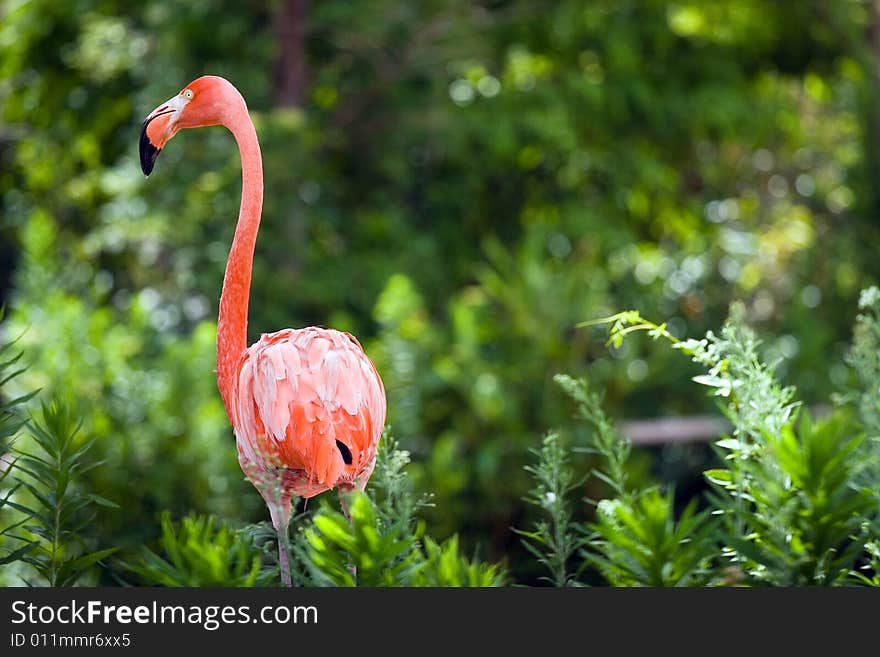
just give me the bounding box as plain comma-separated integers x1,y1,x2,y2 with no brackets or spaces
274,521,292,588
338,484,358,582
264,480,294,588
339,493,352,523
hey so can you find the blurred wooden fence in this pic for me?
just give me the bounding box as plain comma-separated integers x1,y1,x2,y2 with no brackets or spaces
620,416,729,446
621,405,830,445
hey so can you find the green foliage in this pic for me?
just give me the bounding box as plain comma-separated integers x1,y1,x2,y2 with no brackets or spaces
554,374,630,497
589,304,799,450
123,513,261,587
7,402,117,585
850,520,880,586
588,490,715,587
845,287,880,457
412,535,506,587
591,301,879,586
553,374,716,587
295,436,505,587
0,312,36,450
516,432,587,586
678,308,874,585
0,312,40,569
710,413,874,586
298,492,423,587
366,432,432,542
298,491,504,587
679,304,799,451
843,288,880,585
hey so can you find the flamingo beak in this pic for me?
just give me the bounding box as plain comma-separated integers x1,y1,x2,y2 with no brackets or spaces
140,95,186,176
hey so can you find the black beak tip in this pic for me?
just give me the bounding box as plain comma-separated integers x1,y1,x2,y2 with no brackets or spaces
139,121,161,176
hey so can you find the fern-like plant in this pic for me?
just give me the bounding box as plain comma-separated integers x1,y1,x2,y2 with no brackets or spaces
298,491,423,586
710,412,874,586
9,402,117,585
588,489,715,587
299,491,504,587
549,374,716,587
411,535,506,586
516,431,587,586
846,287,880,444
843,287,880,586
585,300,878,586
850,519,880,586
123,513,262,587
0,312,39,570
295,434,505,587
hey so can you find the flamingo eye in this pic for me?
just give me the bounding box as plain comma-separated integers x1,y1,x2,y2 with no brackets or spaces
183,89,194,100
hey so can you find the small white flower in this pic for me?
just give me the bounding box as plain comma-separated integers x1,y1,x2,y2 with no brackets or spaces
858,286,880,309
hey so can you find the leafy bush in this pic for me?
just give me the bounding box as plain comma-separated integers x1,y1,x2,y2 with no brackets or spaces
297,491,505,587
713,413,873,585
516,432,587,587
509,294,880,588
294,436,505,587
530,375,716,587
851,520,880,587
5,288,880,587
1,318,119,585
674,307,875,585
297,493,424,587
845,287,880,476
122,513,262,587
589,490,715,587
3,402,117,586
0,315,39,570
561,299,880,587
114,434,504,588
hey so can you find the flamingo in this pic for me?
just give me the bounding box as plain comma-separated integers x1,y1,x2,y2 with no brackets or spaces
139,76,386,586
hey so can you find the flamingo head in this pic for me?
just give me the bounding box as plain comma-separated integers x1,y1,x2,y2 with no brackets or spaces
140,75,245,176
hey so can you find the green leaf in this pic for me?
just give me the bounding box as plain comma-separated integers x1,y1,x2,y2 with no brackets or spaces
704,469,733,486
0,542,38,565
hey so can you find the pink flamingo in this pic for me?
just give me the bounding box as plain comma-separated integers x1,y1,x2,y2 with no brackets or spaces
140,76,386,586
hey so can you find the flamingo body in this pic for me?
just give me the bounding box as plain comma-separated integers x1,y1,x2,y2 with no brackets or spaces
140,75,386,584
234,327,385,527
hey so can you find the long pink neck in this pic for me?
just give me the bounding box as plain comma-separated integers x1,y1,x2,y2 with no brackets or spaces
217,108,263,420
